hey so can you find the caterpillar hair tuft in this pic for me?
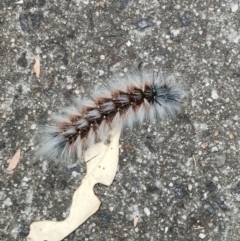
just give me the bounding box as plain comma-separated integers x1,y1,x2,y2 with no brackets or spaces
38,70,185,163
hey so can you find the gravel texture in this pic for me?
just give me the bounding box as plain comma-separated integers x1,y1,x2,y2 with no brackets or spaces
1,0,240,240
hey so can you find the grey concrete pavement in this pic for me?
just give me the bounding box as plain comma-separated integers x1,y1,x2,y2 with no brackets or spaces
1,0,240,240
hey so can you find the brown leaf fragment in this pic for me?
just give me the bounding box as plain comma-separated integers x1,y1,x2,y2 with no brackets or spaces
133,216,139,227
201,142,208,149
34,57,40,78
7,149,21,171
214,129,219,137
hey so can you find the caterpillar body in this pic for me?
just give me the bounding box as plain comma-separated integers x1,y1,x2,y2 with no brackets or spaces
38,70,185,163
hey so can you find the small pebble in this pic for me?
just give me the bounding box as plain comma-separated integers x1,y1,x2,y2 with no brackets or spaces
72,171,79,177
19,13,30,32
30,124,36,130
208,222,213,228
211,90,219,100
98,1,104,8
231,3,238,12
0,141,6,150
199,233,206,239
179,11,193,27
206,181,216,193
213,225,220,233
32,0,45,6
119,0,129,10
234,181,240,194
62,53,68,66
110,54,122,65
30,12,43,28
76,70,82,79
58,179,67,190
214,196,228,211
126,40,132,47
144,207,151,216
99,70,104,76
66,29,75,38
135,18,152,31
17,52,28,68
201,142,208,149
19,222,30,237
201,202,214,216
4,197,12,206
213,176,218,182
173,183,186,199
229,133,234,139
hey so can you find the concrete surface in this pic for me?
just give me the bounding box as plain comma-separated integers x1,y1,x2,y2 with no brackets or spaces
1,0,240,240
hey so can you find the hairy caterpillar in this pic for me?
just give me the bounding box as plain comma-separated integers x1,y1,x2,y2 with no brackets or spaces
38,70,185,163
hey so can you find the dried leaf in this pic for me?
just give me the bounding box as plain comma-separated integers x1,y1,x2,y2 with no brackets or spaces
7,149,21,171
27,128,121,241
34,57,40,78
133,216,139,227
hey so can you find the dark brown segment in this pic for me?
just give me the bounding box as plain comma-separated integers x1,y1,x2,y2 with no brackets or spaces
61,85,149,142
144,85,155,103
